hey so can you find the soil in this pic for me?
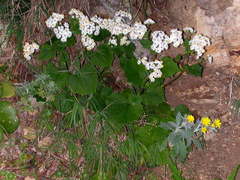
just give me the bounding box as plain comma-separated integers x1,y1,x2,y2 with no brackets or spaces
166,65,240,180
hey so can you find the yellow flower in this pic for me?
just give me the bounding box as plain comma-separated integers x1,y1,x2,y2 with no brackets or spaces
201,117,211,126
201,127,208,134
213,119,221,128
186,115,195,123
211,123,216,128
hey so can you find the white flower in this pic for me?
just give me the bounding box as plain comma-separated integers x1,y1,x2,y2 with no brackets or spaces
149,70,162,82
53,23,72,42
183,27,195,33
169,29,183,47
45,12,64,28
138,57,164,82
151,31,170,53
23,42,39,60
144,18,155,25
109,36,118,46
114,10,132,23
120,36,130,46
81,35,96,50
189,34,210,59
129,22,147,40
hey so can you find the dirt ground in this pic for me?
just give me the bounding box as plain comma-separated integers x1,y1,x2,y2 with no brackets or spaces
166,65,240,180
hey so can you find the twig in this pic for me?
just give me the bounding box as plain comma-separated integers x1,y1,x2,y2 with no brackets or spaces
131,0,145,24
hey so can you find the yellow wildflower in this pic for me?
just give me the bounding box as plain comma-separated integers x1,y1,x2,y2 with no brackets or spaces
211,123,216,128
213,119,221,128
186,115,195,123
201,117,211,126
201,127,208,134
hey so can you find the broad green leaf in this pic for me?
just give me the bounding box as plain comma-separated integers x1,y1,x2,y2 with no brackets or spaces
120,56,146,86
68,65,98,95
0,101,19,134
142,86,165,105
135,125,169,147
0,81,15,98
87,44,113,68
184,64,203,77
161,57,180,77
106,102,143,125
44,63,70,88
38,44,56,61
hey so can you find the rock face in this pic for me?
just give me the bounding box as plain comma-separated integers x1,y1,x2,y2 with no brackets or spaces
166,0,240,70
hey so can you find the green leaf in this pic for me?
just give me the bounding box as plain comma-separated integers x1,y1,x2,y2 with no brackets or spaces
60,51,70,63
69,18,81,34
38,44,56,61
120,56,146,86
105,91,143,125
44,63,70,88
0,128,3,142
135,125,169,147
140,39,152,49
174,104,190,116
0,101,19,134
92,29,111,41
161,57,180,77
106,102,143,125
184,64,203,77
0,81,15,98
87,44,113,68
228,164,240,180
142,86,165,105
68,65,98,95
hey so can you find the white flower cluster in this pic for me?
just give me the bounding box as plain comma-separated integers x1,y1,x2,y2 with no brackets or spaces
45,12,72,42
151,29,184,53
169,29,183,47
108,36,118,46
23,42,39,60
45,13,64,28
144,18,155,25
120,36,130,46
189,34,211,59
151,31,170,53
69,9,100,50
129,22,147,40
138,57,164,82
81,35,96,51
53,22,72,42
68,9,147,50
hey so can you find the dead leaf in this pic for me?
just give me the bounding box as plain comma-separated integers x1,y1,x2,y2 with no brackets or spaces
24,176,35,180
23,127,37,140
38,137,53,148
